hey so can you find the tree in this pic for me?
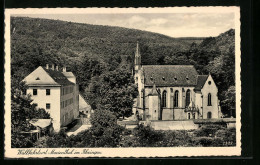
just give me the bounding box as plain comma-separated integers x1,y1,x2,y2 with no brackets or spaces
72,55,106,92
89,109,124,147
222,86,236,117
85,67,138,118
11,79,50,148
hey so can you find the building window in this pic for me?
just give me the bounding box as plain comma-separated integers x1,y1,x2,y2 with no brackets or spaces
192,113,196,119
208,81,212,85
162,90,167,108
170,88,173,93
186,89,191,107
174,90,179,107
208,93,212,106
46,89,50,95
188,113,191,119
33,89,37,95
207,112,212,119
46,103,51,109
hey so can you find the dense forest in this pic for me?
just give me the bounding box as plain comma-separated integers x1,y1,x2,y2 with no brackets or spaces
10,17,235,116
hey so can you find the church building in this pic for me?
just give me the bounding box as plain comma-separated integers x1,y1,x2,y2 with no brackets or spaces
133,42,221,121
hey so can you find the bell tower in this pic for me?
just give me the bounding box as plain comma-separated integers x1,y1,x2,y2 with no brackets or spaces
134,41,141,84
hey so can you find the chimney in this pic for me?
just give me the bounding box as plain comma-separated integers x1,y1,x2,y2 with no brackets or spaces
46,64,49,69
62,66,66,72
51,64,55,70
56,65,59,71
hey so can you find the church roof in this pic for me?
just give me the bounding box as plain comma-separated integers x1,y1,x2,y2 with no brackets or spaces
42,67,75,86
142,65,198,87
194,75,209,91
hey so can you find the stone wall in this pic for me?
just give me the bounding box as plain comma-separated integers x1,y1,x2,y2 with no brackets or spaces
151,120,199,130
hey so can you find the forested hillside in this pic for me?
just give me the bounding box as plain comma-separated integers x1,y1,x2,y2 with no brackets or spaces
10,17,235,116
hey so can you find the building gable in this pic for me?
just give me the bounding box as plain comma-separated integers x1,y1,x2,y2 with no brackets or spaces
201,74,218,92
23,66,59,86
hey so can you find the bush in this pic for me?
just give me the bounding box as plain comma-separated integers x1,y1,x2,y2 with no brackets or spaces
192,137,225,147
215,127,236,146
194,124,226,137
192,137,215,146
119,135,140,147
70,130,93,147
33,136,48,148
45,129,72,148
11,133,34,148
132,124,164,147
159,130,194,147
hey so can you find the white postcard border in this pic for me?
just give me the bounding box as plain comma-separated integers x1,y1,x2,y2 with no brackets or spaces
4,7,241,158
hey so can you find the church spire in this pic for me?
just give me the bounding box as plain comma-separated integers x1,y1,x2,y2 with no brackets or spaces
135,41,141,66
136,41,140,57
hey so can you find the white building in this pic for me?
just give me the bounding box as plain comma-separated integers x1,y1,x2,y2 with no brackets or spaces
23,64,79,132
133,42,222,120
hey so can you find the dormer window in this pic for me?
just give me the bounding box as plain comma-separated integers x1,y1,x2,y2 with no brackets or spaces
150,77,153,81
36,77,40,80
162,77,165,80
186,75,189,80
174,76,177,81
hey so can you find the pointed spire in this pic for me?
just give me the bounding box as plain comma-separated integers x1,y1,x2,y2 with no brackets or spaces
134,41,141,69
136,41,140,57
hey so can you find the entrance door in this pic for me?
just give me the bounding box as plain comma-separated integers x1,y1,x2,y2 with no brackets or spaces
207,112,212,119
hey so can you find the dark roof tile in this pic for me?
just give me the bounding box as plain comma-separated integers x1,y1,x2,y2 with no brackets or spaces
43,68,74,86
143,65,198,87
194,75,208,90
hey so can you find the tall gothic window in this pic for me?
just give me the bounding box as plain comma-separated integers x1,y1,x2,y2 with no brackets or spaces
162,90,167,108
186,89,191,107
174,90,179,107
208,93,212,106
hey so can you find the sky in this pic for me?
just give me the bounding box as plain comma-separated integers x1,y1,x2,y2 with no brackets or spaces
15,13,235,38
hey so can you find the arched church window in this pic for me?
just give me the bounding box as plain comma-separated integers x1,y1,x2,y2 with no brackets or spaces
208,93,212,106
174,90,179,107
162,90,167,108
188,113,191,119
207,112,212,119
186,89,191,107
192,113,196,119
